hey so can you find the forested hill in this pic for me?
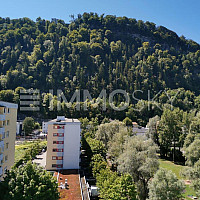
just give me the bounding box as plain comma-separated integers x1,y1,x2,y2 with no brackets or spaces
0,13,200,99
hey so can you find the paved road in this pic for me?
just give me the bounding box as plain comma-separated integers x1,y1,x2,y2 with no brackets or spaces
32,151,46,168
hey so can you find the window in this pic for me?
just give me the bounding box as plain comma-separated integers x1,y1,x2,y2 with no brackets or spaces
6,131,9,138
52,156,63,160
6,143,8,149
7,108,10,113
3,108,6,114
52,164,63,168
52,156,57,160
3,121,5,126
7,120,9,126
5,155,8,162
53,125,57,129
2,132,5,139
53,125,64,129
53,141,64,144
52,149,64,152
53,133,64,137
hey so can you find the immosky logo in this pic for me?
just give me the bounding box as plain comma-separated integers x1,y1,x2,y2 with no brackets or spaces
19,89,180,112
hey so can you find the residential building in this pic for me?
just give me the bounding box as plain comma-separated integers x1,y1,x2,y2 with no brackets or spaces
42,121,48,134
132,122,149,137
16,121,23,135
46,116,81,170
0,101,18,180
132,122,139,128
133,126,149,137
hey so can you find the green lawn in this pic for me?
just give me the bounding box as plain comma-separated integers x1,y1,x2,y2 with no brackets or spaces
159,159,196,200
15,140,47,163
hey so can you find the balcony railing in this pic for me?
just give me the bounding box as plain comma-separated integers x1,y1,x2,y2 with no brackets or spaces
0,128,4,134
0,141,4,154
0,153,3,163
0,115,5,121
57,137,64,141
56,160,63,165
0,166,2,176
0,128,5,141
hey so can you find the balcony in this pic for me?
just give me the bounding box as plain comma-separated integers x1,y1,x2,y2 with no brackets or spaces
57,129,64,133
0,153,3,164
56,160,63,165
0,128,5,141
56,152,63,157
0,141,4,154
0,115,5,121
57,137,64,141
57,144,64,149
0,166,2,176
0,128,4,134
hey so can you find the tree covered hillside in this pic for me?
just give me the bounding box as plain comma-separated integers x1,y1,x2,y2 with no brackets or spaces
0,12,200,99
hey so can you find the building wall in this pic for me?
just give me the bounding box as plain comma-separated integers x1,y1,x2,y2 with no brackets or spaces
16,121,23,135
46,121,81,171
46,124,61,170
42,122,48,133
0,104,17,181
63,124,80,169
133,127,149,137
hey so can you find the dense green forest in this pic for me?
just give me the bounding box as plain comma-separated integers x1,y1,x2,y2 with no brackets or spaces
0,13,200,123
1,13,200,199
0,13,200,94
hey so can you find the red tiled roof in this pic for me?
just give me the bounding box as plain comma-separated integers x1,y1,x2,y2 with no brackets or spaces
54,170,82,200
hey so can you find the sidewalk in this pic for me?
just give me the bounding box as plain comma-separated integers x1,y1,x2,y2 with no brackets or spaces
32,151,46,168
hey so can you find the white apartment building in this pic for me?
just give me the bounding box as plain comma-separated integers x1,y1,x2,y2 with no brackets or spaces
46,116,81,170
42,121,48,133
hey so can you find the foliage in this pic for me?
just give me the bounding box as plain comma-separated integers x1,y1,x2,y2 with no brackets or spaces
147,115,160,145
158,108,184,160
123,117,133,126
90,154,107,178
96,169,137,200
86,137,106,158
184,138,200,166
34,122,41,129
22,117,35,135
95,120,127,150
15,140,47,167
148,168,185,200
107,126,130,162
117,136,159,200
184,160,200,198
0,14,199,125
0,161,59,200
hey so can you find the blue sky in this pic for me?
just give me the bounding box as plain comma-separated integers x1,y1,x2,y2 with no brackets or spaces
1,0,199,44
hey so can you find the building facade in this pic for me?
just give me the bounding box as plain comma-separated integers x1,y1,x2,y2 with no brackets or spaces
42,121,48,134
0,101,18,180
16,121,23,135
46,116,81,170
